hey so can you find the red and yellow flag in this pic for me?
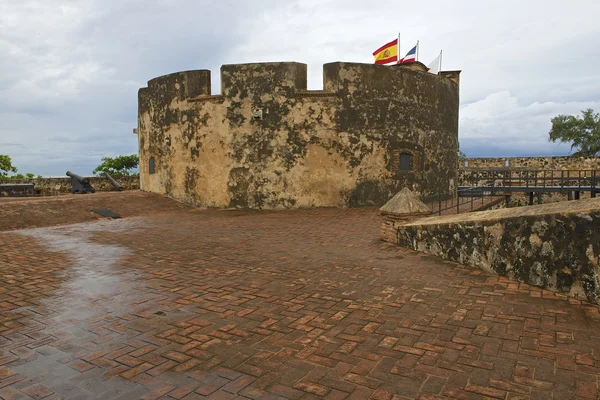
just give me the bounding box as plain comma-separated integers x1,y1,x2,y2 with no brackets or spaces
373,39,398,65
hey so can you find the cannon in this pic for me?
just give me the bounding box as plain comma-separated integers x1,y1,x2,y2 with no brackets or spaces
66,171,96,194
104,172,123,191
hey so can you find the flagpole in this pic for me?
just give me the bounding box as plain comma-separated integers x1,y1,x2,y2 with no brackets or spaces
416,40,419,62
439,50,443,74
397,32,401,64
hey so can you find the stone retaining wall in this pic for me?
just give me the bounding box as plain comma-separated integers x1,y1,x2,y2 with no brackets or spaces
458,156,600,207
0,176,139,196
461,156,600,170
392,198,600,304
0,184,35,197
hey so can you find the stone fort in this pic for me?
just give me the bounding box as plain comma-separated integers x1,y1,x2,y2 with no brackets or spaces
136,61,460,208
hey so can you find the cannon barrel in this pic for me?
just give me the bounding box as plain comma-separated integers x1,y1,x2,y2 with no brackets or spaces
66,171,89,185
104,172,123,191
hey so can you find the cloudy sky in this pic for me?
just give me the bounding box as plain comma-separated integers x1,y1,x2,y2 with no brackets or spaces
1,0,599,176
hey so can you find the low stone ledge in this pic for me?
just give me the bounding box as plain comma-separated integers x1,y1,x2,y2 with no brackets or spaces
0,176,139,196
0,183,35,197
380,211,430,242
394,198,600,304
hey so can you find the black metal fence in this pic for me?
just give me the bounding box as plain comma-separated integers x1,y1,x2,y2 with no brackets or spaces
461,169,599,195
421,186,499,216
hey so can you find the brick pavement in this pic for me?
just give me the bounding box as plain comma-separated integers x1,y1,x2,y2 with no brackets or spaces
1,199,600,399
0,191,191,232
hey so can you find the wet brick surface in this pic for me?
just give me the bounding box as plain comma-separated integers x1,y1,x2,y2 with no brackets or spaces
1,199,600,399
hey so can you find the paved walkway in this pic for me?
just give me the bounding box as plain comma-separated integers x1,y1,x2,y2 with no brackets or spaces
1,194,600,399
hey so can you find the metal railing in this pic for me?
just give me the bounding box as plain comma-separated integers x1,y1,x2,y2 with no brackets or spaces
421,186,500,216
462,169,599,195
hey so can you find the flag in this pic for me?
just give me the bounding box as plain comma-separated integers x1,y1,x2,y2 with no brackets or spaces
427,53,441,74
398,45,417,64
373,39,398,65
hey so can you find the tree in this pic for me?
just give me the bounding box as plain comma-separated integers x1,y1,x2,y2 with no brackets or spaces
0,155,17,177
93,154,139,176
549,108,600,156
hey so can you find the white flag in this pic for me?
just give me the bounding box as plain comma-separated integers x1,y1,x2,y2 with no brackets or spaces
427,53,441,74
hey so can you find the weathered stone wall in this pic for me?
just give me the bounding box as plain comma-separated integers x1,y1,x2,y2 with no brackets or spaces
0,184,34,197
392,198,600,304
0,176,139,196
461,156,600,170
138,62,460,209
458,156,600,206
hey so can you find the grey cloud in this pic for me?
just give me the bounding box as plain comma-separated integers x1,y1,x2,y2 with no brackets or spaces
1,0,599,175
459,91,600,157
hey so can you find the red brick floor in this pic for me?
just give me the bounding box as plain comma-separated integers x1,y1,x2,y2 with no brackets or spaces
1,202,600,399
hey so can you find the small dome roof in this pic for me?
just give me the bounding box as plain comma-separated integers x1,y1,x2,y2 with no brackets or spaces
380,188,431,215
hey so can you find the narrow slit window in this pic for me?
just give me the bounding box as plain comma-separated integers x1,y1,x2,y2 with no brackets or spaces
399,152,412,171
149,157,156,174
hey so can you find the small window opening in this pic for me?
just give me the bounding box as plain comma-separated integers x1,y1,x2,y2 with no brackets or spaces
464,160,469,167
399,152,412,171
505,160,509,167
149,157,156,174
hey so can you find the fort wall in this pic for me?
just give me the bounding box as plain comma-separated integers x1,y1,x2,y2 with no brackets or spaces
461,156,600,170
137,61,460,209
392,198,600,304
458,156,600,206
0,176,139,196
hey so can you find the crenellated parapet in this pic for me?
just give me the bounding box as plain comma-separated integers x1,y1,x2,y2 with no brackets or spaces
220,62,308,98
139,61,460,106
139,70,212,114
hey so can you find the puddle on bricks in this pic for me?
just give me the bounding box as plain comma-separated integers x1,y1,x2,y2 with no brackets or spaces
3,218,181,397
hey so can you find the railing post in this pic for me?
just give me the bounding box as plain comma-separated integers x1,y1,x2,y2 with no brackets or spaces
457,195,460,214
482,188,484,208
593,170,597,198
438,193,442,216
544,170,546,188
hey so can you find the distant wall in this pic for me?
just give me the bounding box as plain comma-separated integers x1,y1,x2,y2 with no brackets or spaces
461,156,600,170
458,156,600,206
0,176,139,196
393,198,600,304
0,184,34,197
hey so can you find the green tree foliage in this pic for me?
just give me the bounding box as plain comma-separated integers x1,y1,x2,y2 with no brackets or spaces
93,154,139,176
458,149,467,160
549,109,600,156
0,155,18,177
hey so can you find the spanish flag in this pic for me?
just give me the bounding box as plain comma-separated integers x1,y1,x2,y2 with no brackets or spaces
373,39,398,65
